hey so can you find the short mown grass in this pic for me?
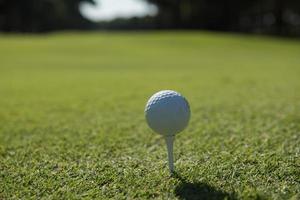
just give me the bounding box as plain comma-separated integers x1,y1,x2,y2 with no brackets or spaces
0,32,299,199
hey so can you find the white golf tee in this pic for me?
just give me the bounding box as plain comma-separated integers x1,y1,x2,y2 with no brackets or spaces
165,135,175,173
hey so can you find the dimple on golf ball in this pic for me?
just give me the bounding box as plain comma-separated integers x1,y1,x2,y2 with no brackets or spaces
145,90,190,136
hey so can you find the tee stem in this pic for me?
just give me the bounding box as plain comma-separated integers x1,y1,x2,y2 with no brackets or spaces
165,135,175,174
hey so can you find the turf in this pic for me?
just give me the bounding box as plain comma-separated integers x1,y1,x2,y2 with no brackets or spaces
0,32,299,199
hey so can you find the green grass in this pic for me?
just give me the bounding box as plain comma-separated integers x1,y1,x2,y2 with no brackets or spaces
0,32,299,199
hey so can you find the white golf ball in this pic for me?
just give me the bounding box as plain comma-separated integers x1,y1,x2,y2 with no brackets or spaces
145,90,190,136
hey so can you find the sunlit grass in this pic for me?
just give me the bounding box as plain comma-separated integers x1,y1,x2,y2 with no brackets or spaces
0,32,299,199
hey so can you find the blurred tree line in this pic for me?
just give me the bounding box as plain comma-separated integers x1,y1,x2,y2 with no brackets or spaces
0,0,300,36
147,0,300,36
0,0,95,32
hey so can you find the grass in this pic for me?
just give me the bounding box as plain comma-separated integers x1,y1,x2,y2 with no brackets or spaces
0,32,299,199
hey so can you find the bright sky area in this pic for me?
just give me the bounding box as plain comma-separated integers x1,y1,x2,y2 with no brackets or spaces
80,0,157,22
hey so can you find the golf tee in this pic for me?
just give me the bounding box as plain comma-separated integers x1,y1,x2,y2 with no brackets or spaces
165,135,175,173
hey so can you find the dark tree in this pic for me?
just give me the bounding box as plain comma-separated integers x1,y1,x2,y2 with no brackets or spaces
0,0,95,32
147,0,300,36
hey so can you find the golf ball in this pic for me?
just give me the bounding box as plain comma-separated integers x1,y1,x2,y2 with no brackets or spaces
145,90,190,136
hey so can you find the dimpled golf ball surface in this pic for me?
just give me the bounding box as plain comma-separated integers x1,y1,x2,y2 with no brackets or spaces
145,90,190,136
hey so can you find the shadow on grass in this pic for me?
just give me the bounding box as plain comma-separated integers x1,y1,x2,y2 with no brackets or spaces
173,172,236,200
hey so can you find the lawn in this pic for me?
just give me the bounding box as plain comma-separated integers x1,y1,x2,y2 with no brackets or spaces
0,32,299,199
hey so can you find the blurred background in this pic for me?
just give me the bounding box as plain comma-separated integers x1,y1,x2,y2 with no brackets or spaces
0,0,300,36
